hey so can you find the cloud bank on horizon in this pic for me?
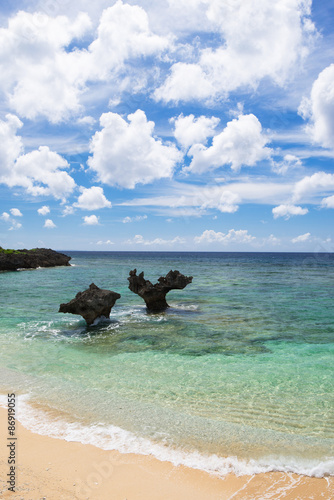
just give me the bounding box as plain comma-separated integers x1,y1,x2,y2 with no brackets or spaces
0,0,333,251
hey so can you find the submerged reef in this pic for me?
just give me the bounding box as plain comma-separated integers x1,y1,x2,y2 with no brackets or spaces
128,269,193,312
59,283,121,325
0,247,71,271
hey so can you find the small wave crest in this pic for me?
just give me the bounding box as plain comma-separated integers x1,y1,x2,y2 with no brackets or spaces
91,316,111,326
169,303,199,311
16,267,38,271
0,394,333,478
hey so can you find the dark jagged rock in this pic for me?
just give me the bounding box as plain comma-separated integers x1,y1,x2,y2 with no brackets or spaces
0,247,71,272
59,283,121,325
128,269,193,312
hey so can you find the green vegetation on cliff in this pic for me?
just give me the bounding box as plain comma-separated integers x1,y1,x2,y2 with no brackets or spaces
0,247,27,255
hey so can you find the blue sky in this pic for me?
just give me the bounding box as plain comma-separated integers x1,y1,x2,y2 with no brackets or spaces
0,0,333,251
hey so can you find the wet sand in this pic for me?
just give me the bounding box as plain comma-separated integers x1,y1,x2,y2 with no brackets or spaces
0,407,333,499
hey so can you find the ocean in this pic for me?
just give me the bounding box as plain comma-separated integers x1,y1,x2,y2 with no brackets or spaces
0,251,333,477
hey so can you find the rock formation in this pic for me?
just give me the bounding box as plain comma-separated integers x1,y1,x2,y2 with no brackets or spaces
59,283,121,325
0,247,71,271
128,269,193,312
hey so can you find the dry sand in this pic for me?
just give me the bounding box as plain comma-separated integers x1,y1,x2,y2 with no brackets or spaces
0,407,333,499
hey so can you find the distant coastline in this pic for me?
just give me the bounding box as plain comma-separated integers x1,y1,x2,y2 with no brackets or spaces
55,249,333,254
0,247,71,272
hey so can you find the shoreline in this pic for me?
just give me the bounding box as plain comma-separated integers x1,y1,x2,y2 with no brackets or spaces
1,408,333,499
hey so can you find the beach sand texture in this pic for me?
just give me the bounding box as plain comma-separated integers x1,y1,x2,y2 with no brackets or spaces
1,408,333,500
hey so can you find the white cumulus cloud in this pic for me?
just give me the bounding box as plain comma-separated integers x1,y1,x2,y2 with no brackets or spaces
37,206,50,216
88,110,182,189
0,11,92,123
186,114,272,173
0,3,170,123
293,172,334,202
10,208,22,217
0,114,24,175
44,219,56,229
321,195,334,209
1,212,10,222
272,204,308,219
171,113,220,150
126,234,185,246
0,115,75,201
156,0,316,103
299,64,334,149
155,62,215,103
194,229,255,244
83,214,100,225
74,186,112,210
13,147,75,201
88,1,171,79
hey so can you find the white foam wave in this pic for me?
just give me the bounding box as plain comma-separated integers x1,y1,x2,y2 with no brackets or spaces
17,265,68,271
169,303,199,311
115,307,167,323
0,394,333,478
91,316,110,326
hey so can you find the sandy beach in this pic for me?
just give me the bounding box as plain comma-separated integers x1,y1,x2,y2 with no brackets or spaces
0,407,333,500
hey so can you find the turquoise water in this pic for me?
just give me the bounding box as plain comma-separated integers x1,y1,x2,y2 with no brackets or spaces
0,252,333,476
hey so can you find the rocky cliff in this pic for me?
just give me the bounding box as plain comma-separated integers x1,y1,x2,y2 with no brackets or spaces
0,247,71,271
128,269,193,312
59,283,121,325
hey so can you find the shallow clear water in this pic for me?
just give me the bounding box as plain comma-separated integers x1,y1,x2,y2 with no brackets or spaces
0,252,333,476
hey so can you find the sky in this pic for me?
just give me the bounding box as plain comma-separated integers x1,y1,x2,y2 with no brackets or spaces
0,0,333,252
